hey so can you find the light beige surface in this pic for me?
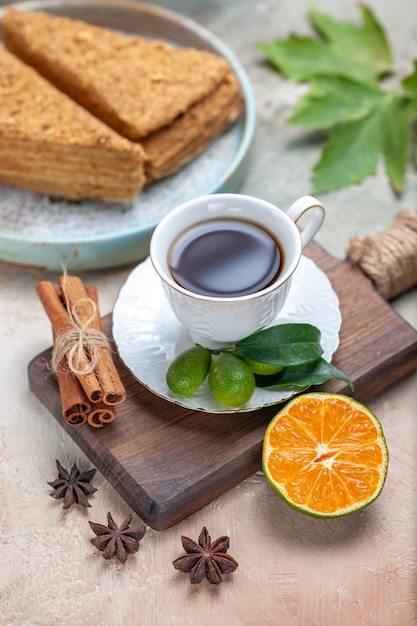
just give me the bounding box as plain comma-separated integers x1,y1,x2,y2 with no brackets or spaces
1,0,417,625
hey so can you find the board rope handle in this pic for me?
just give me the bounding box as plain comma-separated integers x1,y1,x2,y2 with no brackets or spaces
346,209,417,300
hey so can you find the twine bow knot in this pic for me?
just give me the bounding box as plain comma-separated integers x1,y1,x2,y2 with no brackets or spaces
51,297,110,376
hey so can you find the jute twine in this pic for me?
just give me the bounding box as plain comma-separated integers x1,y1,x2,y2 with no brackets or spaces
51,276,111,376
346,209,417,300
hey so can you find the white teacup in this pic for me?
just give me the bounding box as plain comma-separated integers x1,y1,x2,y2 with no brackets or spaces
150,193,325,346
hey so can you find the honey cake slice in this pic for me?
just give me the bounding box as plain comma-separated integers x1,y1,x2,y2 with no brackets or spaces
142,70,242,182
2,8,231,141
0,49,146,202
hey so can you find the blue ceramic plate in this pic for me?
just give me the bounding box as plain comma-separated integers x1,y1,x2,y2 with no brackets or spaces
0,0,255,270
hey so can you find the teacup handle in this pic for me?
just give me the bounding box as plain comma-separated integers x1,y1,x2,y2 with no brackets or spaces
286,196,325,249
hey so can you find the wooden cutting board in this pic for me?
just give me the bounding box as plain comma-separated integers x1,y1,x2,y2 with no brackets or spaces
28,243,417,530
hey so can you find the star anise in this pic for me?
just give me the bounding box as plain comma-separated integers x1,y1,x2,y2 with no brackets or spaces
89,511,146,563
173,526,238,585
47,459,97,509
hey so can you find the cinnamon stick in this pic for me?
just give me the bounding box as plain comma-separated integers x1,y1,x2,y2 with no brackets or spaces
56,361,89,426
87,402,116,428
58,276,126,405
36,280,103,403
37,275,126,428
85,285,126,405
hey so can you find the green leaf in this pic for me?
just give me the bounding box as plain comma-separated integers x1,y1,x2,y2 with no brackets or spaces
254,358,354,391
401,64,417,169
233,323,323,366
381,93,414,192
256,4,417,193
402,60,417,97
311,89,412,193
257,5,393,86
309,6,393,77
312,110,381,193
290,77,384,129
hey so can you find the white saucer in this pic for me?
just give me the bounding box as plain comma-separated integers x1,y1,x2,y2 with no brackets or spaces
112,256,342,413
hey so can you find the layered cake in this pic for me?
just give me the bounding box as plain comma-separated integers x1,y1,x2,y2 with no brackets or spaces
0,49,146,201
1,8,242,197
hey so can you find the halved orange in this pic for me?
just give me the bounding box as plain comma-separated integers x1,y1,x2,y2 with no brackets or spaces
262,392,389,517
